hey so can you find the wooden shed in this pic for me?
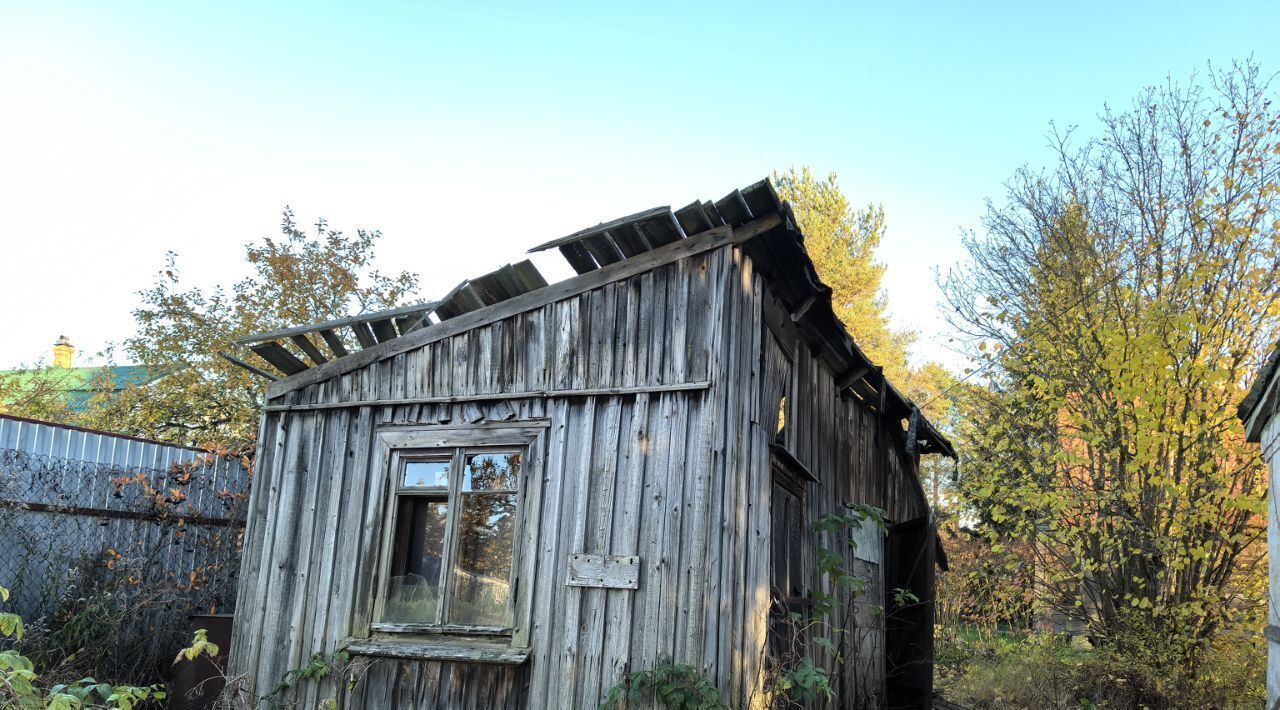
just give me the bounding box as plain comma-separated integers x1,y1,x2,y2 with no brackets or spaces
228,179,954,709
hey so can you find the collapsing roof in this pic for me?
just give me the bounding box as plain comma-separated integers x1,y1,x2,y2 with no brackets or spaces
233,178,954,457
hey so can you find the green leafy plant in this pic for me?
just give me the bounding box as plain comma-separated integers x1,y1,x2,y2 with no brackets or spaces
774,658,834,703
0,585,166,708
891,587,920,609
172,628,219,664
600,663,727,710
762,503,889,707
268,647,352,699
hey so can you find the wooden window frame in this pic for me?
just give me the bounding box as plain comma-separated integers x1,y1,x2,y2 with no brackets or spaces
366,422,547,647
769,451,812,660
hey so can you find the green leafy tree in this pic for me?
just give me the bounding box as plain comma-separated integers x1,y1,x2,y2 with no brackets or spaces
0,363,76,423
80,210,418,447
945,60,1278,695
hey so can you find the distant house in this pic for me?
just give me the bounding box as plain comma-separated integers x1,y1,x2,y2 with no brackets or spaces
1239,344,1280,710
0,336,151,413
228,179,954,709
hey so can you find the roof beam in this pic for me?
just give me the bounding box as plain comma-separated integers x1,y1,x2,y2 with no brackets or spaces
249,342,308,376
290,334,328,365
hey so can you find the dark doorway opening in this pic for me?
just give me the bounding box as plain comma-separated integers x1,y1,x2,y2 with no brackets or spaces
884,515,935,710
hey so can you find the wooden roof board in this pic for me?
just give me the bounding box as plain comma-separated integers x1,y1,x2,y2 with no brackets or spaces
468,271,510,305
559,242,598,274
352,322,378,349
582,233,625,267
674,201,716,236
1241,342,1280,441
289,334,328,365
636,212,684,247
526,204,671,254
509,260,549,291
250,342,308,376
491,263,539,298
319,329,349,357
607,224,651,258
434,281,486,320
713,189,753,226
234,301,439,346
739,179,781,218
370,319,399,343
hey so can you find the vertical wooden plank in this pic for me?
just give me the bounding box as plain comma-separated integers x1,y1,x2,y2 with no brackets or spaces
513,415,546,648
527,397,569,707
286,410,329,700
303,407,352,700
741,262,768,708
254,406,310,694
602,392,649,688
232,408,287,686
550,397,596,709
577,397,624,709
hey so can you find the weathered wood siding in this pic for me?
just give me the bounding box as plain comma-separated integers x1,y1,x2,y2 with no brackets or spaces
733,246,927,709
231,250,729,707
231,241,931,708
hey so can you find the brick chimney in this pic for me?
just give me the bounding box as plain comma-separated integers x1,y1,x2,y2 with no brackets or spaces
52,335,74,368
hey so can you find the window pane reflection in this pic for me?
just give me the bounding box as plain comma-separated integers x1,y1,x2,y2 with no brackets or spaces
462,452,520,491
448,492,516,626
403,460,450,488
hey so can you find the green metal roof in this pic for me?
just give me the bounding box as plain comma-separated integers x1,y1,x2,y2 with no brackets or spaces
0,365,153,412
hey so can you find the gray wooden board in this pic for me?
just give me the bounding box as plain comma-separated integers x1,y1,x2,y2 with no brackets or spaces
565,553,641,589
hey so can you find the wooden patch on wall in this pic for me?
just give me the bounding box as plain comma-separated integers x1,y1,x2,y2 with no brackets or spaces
566,554,640,589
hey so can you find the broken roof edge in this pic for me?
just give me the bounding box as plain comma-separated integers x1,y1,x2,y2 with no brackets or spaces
235,301,441,347
263,220,755,399
527,205,673,254
1240,341,1280,442
748,199,956,459
258,176,954,457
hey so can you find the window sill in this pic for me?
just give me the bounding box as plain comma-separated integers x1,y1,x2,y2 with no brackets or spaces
346,639,530,665
370,622,511,636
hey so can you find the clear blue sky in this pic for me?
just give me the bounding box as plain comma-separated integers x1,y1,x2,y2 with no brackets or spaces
2,1,1277,369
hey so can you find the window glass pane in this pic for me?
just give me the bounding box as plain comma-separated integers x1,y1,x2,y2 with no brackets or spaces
384,498,448,622
403,460,450,488
462,452,520,491
449,492,517,626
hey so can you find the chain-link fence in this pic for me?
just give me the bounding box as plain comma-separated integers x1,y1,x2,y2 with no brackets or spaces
0,446,250,682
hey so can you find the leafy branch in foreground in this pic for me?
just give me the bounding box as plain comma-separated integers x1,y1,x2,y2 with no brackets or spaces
0,585,166,709
600,663,726,710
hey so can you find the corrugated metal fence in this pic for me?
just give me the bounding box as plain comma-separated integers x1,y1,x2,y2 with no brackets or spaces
0,415,250,673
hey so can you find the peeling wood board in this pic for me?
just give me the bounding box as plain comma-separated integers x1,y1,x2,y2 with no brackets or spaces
566,553,640,589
